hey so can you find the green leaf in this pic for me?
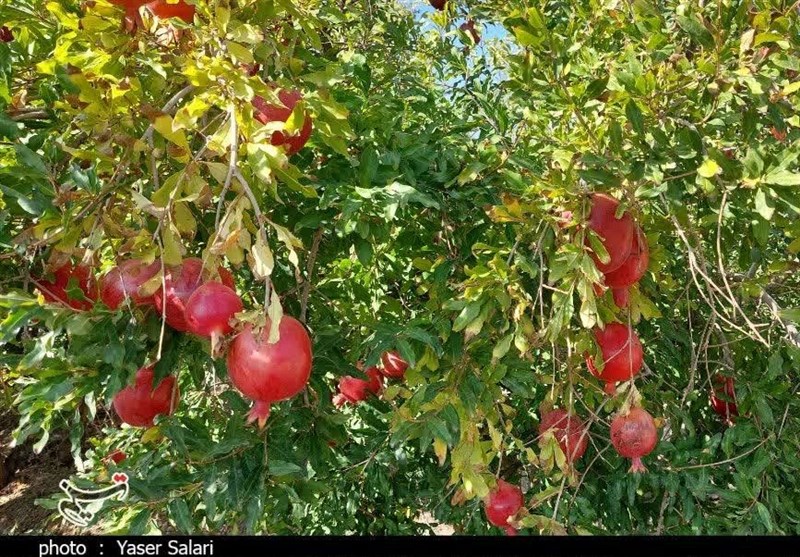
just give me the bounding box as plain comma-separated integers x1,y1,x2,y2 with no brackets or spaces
625,100,644,135
453,301,483,332
269,460,304,477
676,15,715,48
754,189,774,220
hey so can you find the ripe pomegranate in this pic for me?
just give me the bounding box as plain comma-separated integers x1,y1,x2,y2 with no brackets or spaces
108,0,149,31
108,450,127,464
0,26,13,42
226,316,313,427
429,0,447,10
333,376,370,408
36,263,97,310
380,351,408,379
603,226,649,309
100,259,160,310
610,407,658,473
538,409,588,463
184,281,242,340
460,20,480,45
364,366,384,395
586,193,635,274
710,374,738,424
484,479,523,536
152,258,234,332
112,366,179,428
585,323,643,394
146,0,195,22
251,89,313,155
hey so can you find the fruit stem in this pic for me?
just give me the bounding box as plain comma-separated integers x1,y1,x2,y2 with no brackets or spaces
629,457,648,473
246,400,271,429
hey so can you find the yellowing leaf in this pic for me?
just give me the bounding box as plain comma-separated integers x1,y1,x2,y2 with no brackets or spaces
153,115,189,150
161,226,184,266
249,236,274,280
266,290,283,344
433,438,448,467
697,158,721,178
173,202,197,237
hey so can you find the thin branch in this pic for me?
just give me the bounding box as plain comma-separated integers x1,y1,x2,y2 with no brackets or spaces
300,227,324,324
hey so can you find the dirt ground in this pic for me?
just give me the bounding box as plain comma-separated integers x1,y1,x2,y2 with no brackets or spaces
0,408,79,534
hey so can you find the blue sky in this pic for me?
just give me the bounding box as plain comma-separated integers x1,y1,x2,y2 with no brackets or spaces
399,0,508,44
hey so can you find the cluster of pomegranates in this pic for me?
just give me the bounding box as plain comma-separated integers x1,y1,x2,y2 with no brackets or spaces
35,256,313,430
578,194,657,473
332,351,409,408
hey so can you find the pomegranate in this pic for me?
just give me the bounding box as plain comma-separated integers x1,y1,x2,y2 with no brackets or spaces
0,26,13,42
429,0,447,9
333,376,371,408
603,226,649,309
251,89,313,155
152,258,234,332
364,366,384,395
380,351,409,379
226,316,313,427
36,263,97,310
484,479,523,536
184,281,243,340
460,20,480,45
100,259,160,310
586,193,635,274
538,409,588,463
585,323,643,394
610,406,658,473
108,450,127,464
112,366,179,428
108,0,149,31
710,374,738,424
146,0,195,23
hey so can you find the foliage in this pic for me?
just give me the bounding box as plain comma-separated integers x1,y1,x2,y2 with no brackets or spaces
1,0,799,535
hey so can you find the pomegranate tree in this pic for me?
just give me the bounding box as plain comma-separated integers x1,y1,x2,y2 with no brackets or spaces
484,479,524,536
710,374,738,424
251,89,313,155
36,262,97,310
538,409,589,464
112,366,180,428
603,226,649,309
610,407,658,473
586,193,635,274
380,351,409,379
184,281,243,342
585,323,644,394
153,258,234,332
100,259,160,310
226,316,313,427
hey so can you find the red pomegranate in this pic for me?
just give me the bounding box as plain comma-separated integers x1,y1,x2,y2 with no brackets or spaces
538,409,589,464
333,376,371,408
429,0,447,10
586,193,635,274
108,450,127,464
585,323,643,394
184,281,242,340
109,0,149,31
460,20,480,45
604,226,649,309
484,479,523,536
100,259,160,310
610,406,658,473
152,258,234,332
710,374,738,424
146,0,195,22
112,366,179,428
380,351,409,379
0,26,13,42
252,89,313,155
364,366,384,395
36,263,97,310
226,316,313,427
